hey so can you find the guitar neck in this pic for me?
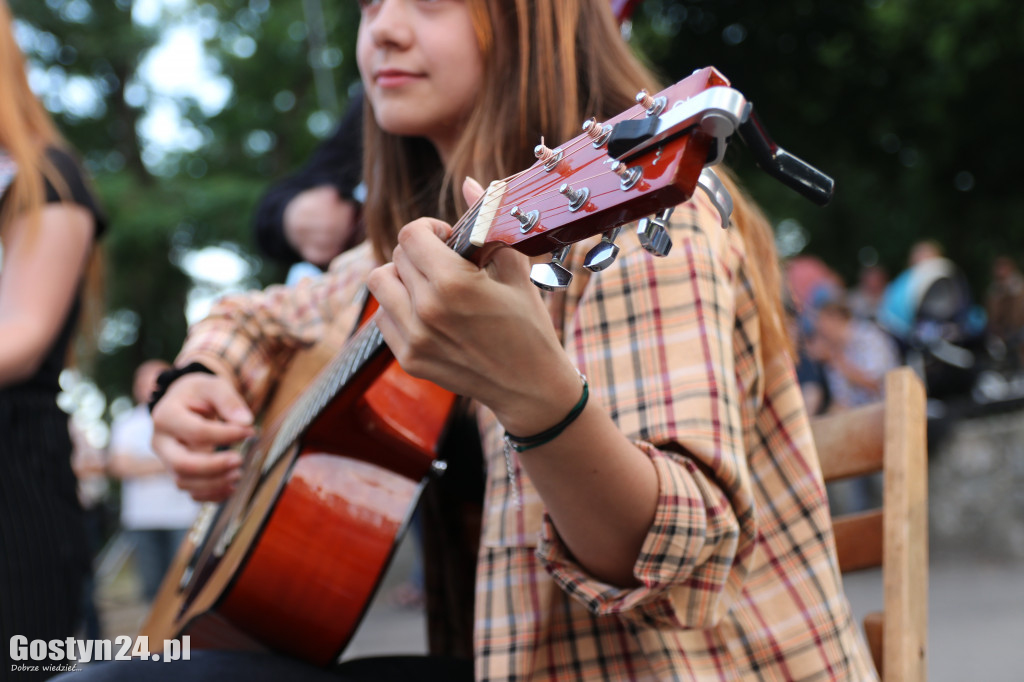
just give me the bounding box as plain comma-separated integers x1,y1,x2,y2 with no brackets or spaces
258,196,489,473
260,318,389,473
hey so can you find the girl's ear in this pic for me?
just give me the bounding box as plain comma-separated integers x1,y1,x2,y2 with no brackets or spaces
462,176,485,206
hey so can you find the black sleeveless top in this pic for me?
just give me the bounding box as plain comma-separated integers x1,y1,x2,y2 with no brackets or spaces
0,146,107,394
0,146,106,675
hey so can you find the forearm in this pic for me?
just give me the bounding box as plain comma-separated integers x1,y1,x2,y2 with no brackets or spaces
174,284,333,411
515,401,660,587
833,356,882,392
108,453,170,478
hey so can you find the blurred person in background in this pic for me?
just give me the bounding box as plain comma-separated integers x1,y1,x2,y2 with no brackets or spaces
108,359,200,604
253,90,365,286
807,294,900,512
847,263,888,323
878,239,985,398
0,0,107,677
784,296,831,416
809,295,900,412
985,255,1024,370
876,239,947,343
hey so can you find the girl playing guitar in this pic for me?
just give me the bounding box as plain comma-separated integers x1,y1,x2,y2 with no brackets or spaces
70,1,875,680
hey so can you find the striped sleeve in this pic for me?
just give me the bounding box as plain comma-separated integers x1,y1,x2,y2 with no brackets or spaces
177,244,376,411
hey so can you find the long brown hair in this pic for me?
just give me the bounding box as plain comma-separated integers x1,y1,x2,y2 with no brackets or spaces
360,0,787,364
361,0,658,258
0,0,105,370
0,0,67,231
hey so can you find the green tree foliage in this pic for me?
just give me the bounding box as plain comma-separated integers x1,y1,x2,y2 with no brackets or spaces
630,0,1024,291
7,0,1023,409
10,0,361,403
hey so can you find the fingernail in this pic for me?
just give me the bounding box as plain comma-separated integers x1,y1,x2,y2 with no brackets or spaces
231,409,254,424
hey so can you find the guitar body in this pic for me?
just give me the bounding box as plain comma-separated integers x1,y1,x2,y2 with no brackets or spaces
141,337,457,666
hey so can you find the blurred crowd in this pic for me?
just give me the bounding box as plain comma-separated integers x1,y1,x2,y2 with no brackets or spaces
785,240,1024,511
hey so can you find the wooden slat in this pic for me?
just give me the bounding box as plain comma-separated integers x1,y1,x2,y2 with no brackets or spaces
882,368,928,682
811,367,928,681
811,402,885,481
832,510,883,572
863,611,884,677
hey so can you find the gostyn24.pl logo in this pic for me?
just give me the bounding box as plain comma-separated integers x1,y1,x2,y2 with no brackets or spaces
10,635,191,672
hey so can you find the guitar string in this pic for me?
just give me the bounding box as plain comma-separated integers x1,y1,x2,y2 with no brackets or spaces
290,104,672,423
259,99,688,454
265,167,658,456
263,318,383,468
446,105,662,244
452,114,701,244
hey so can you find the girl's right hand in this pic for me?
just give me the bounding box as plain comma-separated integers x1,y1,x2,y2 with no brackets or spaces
151,372,256,502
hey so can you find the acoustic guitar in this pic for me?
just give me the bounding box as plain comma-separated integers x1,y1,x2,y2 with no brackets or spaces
139,66,833,667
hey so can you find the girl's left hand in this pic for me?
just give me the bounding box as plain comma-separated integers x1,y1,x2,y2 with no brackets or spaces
367,178,583,436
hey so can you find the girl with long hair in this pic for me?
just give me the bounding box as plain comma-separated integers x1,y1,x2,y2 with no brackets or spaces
74,1,874,680
0,1,107,678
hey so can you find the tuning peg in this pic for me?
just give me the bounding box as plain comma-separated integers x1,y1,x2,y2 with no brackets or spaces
610,160,642,190
530,245,573,290
635,89,667,117
584,227,622,272
582,117,612,147
558,182,590,212
637,208,673,257
509,205,540,233
534,142,563,172
696,168,733,228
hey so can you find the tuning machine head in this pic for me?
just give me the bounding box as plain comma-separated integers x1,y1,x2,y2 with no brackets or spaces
637,208,674,257
530,245,573,290
636,89,667,117
696,168,734,228
584,227,622,272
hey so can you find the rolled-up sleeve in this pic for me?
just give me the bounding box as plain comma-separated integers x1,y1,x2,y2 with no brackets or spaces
177,244,376,411
534,200,758,628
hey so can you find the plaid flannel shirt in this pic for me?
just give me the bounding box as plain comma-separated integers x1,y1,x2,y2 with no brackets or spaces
178,194,876,681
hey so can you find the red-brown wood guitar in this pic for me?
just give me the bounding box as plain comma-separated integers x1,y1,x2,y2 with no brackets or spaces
139,66,832,667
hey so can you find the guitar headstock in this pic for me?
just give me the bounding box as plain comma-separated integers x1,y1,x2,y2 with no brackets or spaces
454,65,834,289
456,68,728,275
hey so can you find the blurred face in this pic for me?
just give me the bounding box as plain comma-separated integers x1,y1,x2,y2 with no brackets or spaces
993,257,1014,281
909,242,941,266
356,0,484,164
859,266,887,296
814,309,847,346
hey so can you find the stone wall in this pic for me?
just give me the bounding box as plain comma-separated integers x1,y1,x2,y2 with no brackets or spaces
928,408,1024,559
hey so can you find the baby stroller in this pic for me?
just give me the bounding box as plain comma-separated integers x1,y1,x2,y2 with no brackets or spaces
876,258,986,400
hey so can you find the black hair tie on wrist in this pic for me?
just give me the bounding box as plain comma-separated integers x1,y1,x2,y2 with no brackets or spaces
503,370,589,453
148,362,214,412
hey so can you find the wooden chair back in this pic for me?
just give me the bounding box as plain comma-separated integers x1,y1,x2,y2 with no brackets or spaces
810,366,928,681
